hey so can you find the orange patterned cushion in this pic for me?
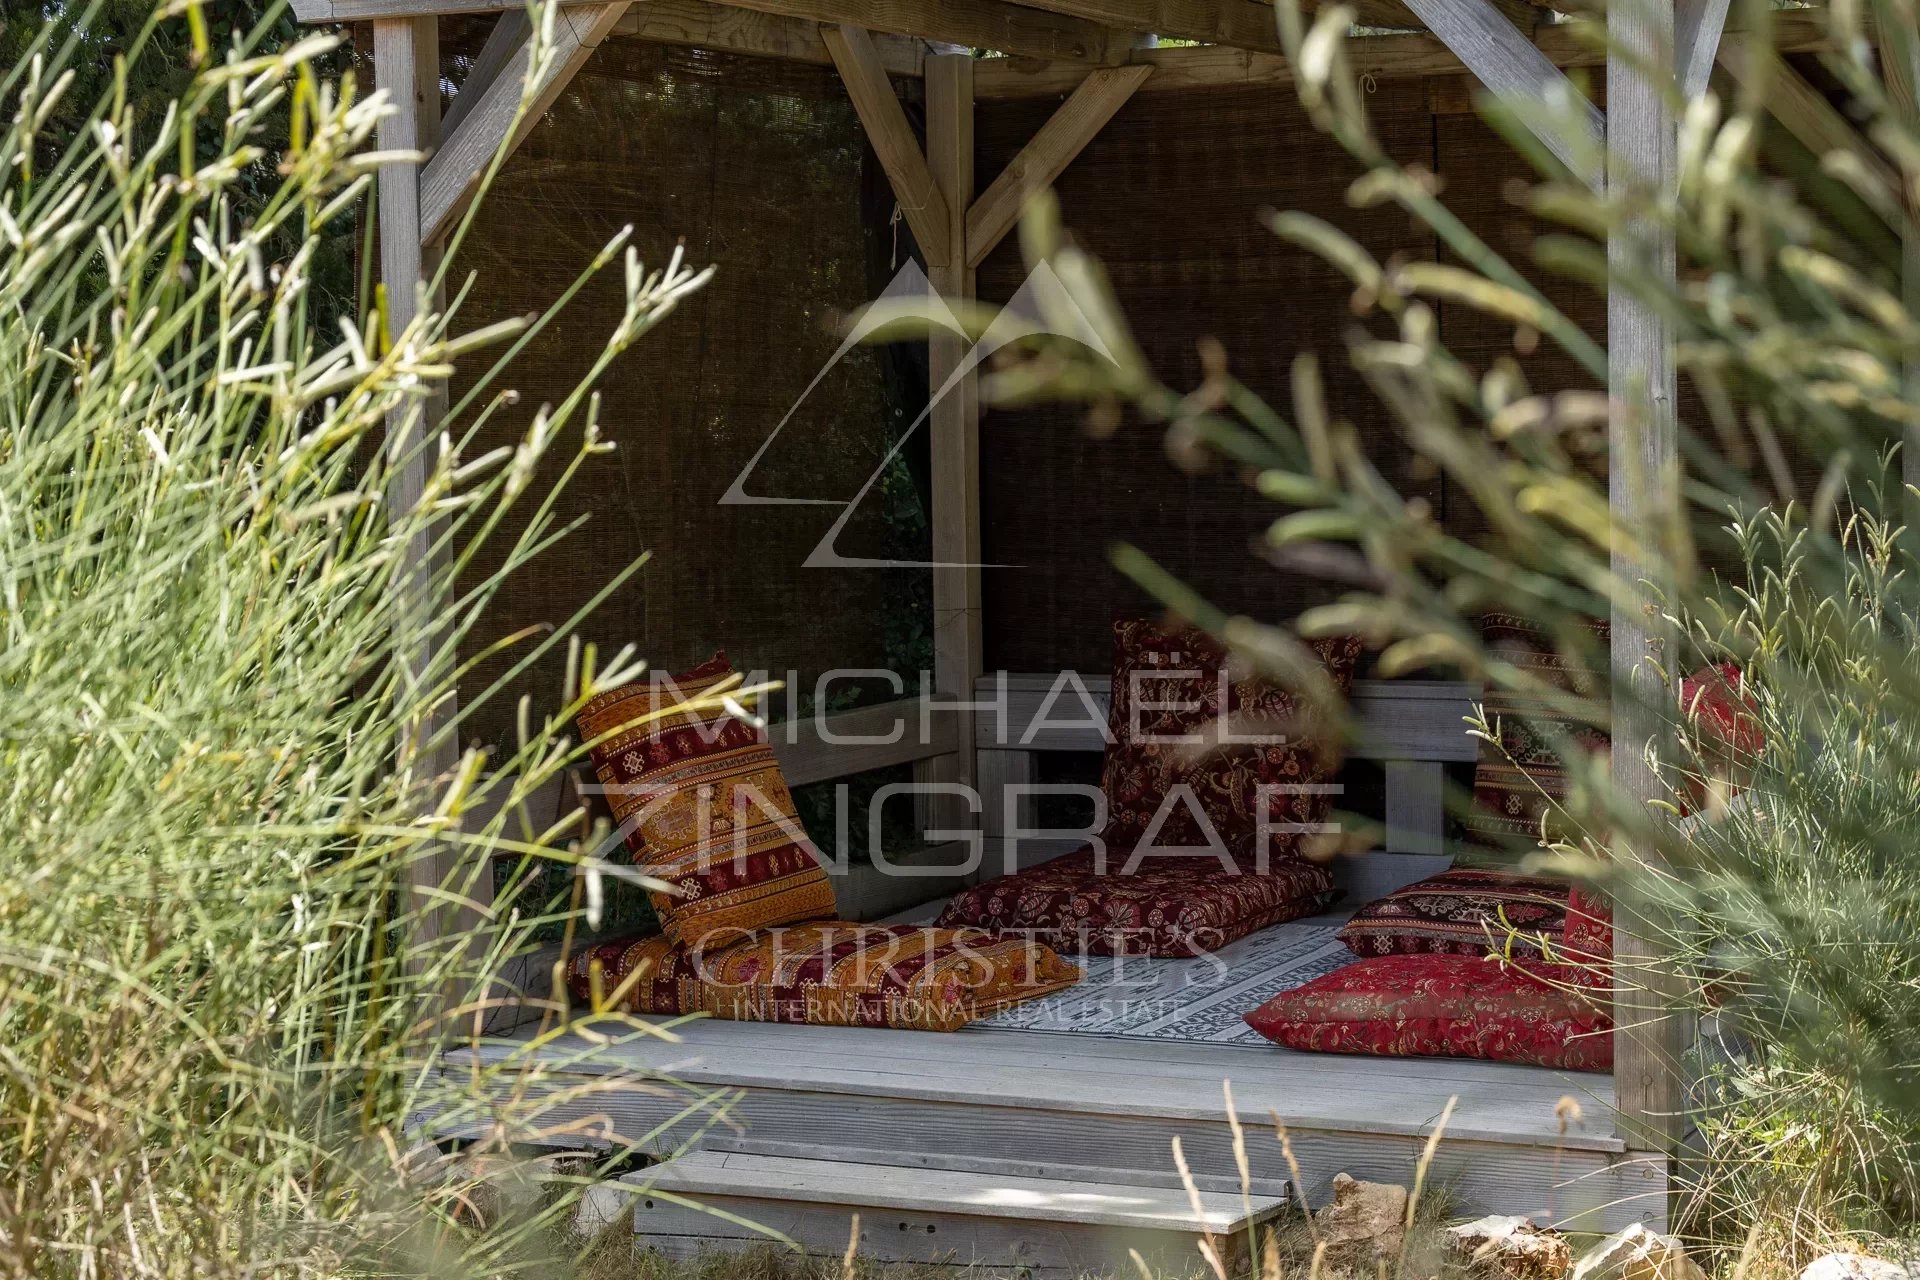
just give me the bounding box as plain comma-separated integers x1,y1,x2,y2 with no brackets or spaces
697,922,1082,1033
578,653,837,949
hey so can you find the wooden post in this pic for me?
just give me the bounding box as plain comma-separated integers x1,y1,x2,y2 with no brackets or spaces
1607,0,1686,1151
1871,3,1920,521
924,52,981,834
375,18,479,985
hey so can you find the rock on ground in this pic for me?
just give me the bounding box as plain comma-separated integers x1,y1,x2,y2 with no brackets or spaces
1313,1173,1408,1268
1571,1224,1706,1280
1800,1253,1916,1280
1445,1214,1573,1279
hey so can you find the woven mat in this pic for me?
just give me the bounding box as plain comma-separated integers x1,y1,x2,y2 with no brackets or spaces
972,912,1357,1046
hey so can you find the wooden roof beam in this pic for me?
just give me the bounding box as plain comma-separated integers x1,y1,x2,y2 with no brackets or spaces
613,1,932,74
417,2,629,244
965,64,1152,266
824,24,953,265
723,0,1123,63
1400,0,1603,184
970,9,1832,99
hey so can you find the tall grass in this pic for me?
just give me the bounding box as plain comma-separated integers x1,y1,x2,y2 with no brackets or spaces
975,0,1920,1262
0,3,723,1275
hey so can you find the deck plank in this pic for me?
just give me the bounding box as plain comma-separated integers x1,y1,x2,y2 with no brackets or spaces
461,1022,1620,1152
643,1151,1284,1231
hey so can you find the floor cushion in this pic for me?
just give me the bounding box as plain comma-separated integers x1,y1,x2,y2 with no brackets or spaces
577,652,838,949
937,846,1339,957
1337,868,1572,959
1464,615,1611,849
567,924,1082,1032
1563,882,1613,964
693,922,1082,1032
566,932,701,1015
1243,953,1613,1071
1099,618,1362,867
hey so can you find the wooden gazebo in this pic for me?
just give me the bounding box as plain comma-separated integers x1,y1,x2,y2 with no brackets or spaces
296,0,1893,1262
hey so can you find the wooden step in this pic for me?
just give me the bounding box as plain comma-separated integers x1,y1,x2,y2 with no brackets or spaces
627,1150,1287,1276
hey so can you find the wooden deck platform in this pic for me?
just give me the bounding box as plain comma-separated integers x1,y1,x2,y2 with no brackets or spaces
445,1015,1665,1237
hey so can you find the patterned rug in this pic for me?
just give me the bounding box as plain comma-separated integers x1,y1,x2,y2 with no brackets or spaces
972,913,1358,1045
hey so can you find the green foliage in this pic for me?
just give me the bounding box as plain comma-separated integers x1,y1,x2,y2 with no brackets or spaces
989,0,1920,1258
0,4,723,1275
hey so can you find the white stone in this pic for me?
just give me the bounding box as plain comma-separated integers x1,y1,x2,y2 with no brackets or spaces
1447,1214,1573,1279
571,1181,634,1241
1571,1224,1706,1280
1800,1253,1915,1280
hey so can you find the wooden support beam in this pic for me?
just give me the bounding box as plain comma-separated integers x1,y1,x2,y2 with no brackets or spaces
964,64,1151,268
1674,0,1731,100
823,24,952,266
970,14,1830,99
443,7,532,136
1870,0,1920,518
374,15,485,978
1716,36,1902,195
1399,0,1604,184
993,0,1289,55
1607,0,1687,1153
723,0,1120,64
925,51,981,831
416,1,628,246
614,0,931,74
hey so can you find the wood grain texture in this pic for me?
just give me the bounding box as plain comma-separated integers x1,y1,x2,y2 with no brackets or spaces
1399,0,1603,184
417,2,629,246
442,8,531,135
375,17,482,965
613,0,929,72
964,64,1152,268
442,1024,1663,1230
824,25,951,267
921,53,983,836
1001,0,1290,53
767,696,960,787
1608,0,1686,1152
971,12,1831,98
973,674,1480,763
1673,0,1731,100
726,0,1119,63
629,1188,1256,1275
1870,0,1920,507
638,1150,1283,1230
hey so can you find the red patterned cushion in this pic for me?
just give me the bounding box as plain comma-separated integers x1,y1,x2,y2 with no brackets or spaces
697,922,1082,1032
1243,953,1612,1072
1563,882,1612,963
1337,868,1571,958
1678,661,1763,814
1465,616,1610,848
577,653,838,949
936,846,1338,957
566,932,700,1015
1099,619,1362,866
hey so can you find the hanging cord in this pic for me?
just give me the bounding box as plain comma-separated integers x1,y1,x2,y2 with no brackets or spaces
890,203,903,269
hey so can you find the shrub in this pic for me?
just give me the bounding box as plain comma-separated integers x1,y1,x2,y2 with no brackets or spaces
0,4,715,1275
